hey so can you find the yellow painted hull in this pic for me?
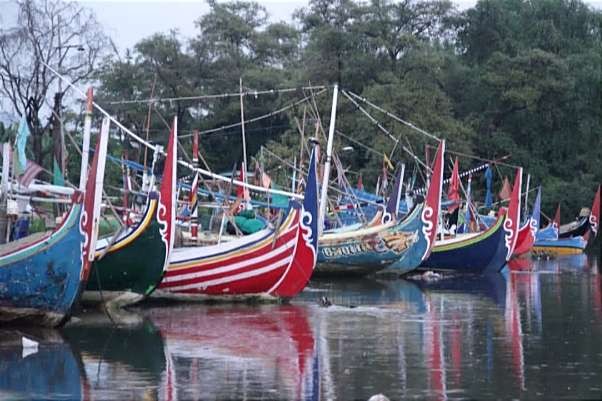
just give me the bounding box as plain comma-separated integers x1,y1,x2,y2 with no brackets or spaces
532,246,584,256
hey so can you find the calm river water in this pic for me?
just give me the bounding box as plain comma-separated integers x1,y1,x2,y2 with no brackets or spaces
1,254,601,401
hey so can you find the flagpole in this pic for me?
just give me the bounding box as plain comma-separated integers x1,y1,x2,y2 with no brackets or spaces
79,87,93,191
319,84,339,235
191,130,199,242
523,173,531,220
239,78,248,182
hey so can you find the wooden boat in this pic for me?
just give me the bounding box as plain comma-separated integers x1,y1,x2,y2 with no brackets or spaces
316,140,445,276
532,236,587,256
418,168,522,274
84,119,177,308
155,147,318,299
0,121,108,326
532,186,599,256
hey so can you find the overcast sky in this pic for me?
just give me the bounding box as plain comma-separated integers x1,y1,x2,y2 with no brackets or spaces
2,0,601,54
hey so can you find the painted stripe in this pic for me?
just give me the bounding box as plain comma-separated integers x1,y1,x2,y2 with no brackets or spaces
169,221,298,270
164,256,292,292
0,203,81,265
162,237,297,283
433,217,503,253
94,200,156,255
161,249,294,289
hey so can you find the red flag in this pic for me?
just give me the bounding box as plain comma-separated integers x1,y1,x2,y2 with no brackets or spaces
552,204,561,230
499,176,512,201
447,158,460,213
18,160,43,187
357,173,364,191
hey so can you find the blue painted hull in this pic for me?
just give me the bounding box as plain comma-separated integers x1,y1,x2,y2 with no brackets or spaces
0,204,85,326
316,205,428,276
533,236,587,253
419,217,508,274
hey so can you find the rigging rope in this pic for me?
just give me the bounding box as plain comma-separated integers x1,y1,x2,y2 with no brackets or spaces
42,61,304,200
341,90,431,172
106,85,328,105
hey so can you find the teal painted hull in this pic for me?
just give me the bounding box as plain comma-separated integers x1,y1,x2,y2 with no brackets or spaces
316,204,428,276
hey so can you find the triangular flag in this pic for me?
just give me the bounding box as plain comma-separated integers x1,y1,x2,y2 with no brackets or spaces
498,176,512,201
357,173,364,191
14,114,30,175
447,158,460,213
53,157,65,186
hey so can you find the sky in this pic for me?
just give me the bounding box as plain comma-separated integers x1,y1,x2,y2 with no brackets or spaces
2,0,601,55
78,0,488,53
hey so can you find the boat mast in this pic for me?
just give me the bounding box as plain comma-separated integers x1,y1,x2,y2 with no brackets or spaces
319,84,339,235
523,173,531,220
79,87,93,191
239,78,248,184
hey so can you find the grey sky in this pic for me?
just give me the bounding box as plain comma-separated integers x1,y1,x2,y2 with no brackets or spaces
3,0,602,54
78,0,482,53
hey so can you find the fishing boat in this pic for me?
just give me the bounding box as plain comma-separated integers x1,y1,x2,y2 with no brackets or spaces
532,188,598,256
533,210,587,256
557,184,599,240
154,147,318,299
0,119,108,326
84,119,177,309
316,140,444,276
418,168,522,274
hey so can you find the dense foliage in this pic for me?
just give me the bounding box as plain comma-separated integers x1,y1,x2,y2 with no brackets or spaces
4,0,601,220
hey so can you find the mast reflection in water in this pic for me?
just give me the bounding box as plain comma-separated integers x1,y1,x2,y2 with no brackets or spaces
0,254,600,401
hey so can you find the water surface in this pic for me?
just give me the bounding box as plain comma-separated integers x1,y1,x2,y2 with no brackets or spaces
0,254,600,401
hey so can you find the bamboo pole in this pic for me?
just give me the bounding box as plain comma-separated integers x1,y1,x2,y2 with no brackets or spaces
319,84,339,235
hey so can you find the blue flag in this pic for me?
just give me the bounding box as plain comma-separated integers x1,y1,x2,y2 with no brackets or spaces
484,165,493,208
15,114,30,174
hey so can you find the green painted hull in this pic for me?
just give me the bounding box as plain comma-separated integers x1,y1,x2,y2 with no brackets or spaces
86,199,167,296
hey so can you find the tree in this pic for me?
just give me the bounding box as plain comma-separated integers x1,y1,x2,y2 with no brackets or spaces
0,0,109,165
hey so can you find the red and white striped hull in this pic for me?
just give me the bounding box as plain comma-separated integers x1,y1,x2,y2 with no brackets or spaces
157,207,316,298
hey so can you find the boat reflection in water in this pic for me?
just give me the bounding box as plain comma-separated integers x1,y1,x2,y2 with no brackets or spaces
0,253,599,401
148,304,318,401
0,329,84,400
62,310,165,401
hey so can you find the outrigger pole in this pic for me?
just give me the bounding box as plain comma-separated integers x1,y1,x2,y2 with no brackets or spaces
42,61,304,201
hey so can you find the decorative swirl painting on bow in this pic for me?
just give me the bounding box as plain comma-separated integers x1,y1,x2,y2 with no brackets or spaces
420,140,444,260
300,208,317,263
589,185,600,237
301,146,319,262
157,117,178,267
504,168,522,261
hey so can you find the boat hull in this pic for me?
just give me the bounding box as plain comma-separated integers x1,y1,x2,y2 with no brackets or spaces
316,204,427,276
512,220,535,258
418,216,508,274
532,236,587,256
158,205,314,298
0,204,85,327
157,148,318,300
86,196,168,302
